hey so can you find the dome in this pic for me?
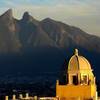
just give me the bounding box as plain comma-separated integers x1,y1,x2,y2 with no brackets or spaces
68,49,91,71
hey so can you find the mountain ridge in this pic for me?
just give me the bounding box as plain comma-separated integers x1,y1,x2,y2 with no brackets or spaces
0,9,100,53
0,9,100,83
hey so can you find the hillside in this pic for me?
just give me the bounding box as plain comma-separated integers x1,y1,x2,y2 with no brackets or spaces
0,9,100,83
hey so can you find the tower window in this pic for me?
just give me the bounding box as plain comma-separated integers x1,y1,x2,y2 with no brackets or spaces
83,75,87,84
72,75,78,85
81,75,88,84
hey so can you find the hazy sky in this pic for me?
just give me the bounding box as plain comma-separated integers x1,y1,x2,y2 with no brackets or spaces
0,0,100,36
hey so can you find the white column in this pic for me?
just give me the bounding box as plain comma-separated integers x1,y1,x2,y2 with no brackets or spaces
12,94,16,100
19,94,23,99
95,91,98,100
78,73,81,84
34,96,38,100
56,80,59,85
5,96,8,100
26,93,29,99
68,74,71,84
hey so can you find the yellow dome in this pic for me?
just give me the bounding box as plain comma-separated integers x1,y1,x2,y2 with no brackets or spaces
68,49,91,71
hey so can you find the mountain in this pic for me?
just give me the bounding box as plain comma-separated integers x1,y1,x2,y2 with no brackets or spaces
0,9,21,53
0,9,100,53
17,12,56,48
0,9,100,83
40,18,100,52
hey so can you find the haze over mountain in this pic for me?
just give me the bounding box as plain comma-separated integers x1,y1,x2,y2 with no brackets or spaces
0,9,100,83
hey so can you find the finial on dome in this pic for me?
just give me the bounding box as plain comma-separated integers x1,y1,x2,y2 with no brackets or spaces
75,49,78,56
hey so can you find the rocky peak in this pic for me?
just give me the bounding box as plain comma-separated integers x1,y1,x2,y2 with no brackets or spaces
42,18,55,23
0,9,13,21
22,12,34,22
21,12,39,26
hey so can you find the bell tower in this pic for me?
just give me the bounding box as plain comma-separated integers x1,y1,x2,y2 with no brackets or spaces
56,49,97,100
67,49,95,85
68,49,79,85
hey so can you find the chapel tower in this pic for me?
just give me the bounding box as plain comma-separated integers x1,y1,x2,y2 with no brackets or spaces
56,49,98,100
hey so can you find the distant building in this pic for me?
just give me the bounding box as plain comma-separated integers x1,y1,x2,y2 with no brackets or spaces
5,49,98,100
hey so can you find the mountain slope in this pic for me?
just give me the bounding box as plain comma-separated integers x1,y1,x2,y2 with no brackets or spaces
0,9,21,53
40,18,100,52
17,12,56,48
0,9,100,53
0,9,100,83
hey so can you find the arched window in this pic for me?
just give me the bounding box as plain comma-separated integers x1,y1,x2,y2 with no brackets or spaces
83,75,87,84
81,75,88,84
72,75,78,85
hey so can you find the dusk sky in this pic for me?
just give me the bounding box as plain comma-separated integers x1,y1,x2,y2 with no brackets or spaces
0,0,100,36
